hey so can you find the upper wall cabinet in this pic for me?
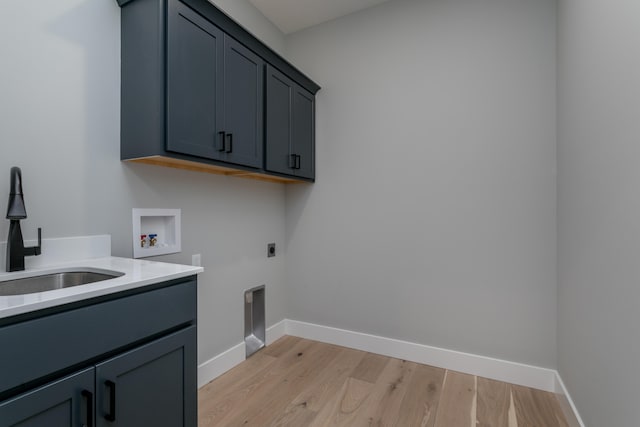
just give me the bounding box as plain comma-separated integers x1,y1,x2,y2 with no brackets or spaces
265,66,315,180
117,0,320,183
167,1,264,168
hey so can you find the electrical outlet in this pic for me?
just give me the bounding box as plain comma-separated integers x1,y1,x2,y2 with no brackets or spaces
191,254,201,266
267,243,276,258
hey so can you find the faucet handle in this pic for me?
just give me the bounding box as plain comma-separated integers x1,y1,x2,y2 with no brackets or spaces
35,227,41,256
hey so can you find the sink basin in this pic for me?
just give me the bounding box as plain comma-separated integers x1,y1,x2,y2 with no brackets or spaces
0,269,125,296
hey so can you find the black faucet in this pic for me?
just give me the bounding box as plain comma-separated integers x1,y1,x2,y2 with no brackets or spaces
6,167,41,272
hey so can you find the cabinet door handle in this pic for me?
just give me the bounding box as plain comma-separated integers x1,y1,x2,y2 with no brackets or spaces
289,154,297,169
226,133,233,153
82,390,94,427
296,155,301,170
218,131,226,152
105,380,116,422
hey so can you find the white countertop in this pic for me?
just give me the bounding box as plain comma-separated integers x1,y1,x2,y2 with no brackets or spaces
0,257,203,320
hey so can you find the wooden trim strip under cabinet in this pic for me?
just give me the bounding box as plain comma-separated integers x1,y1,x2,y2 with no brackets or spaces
126,156,303,184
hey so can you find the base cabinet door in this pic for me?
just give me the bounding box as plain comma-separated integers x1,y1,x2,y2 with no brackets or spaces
95,326,197,427
0,368,94,427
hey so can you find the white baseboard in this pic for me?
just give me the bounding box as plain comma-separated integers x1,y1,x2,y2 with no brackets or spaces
197,341,244,388
554,372,586,427
286,319,557,392
197,320,286,388
266,319,286,345
197,318,583,425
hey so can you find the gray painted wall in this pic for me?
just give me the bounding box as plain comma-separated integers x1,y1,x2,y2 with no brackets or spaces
284,0,558,368
11,5,636,424
210,0,285,54
0,0,287,367
557,0,640,425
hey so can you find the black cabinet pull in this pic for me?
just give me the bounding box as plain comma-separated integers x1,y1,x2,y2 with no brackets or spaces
218,131,226,152
82,390,93,427
226,133,233,153
105,380,116,422
290,154,301,169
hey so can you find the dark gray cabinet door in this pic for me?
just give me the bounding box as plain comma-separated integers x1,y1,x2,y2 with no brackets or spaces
265,65,315,180
0,368,94,427
265,65,294,175
167,0,225,160
292,86,315,179
222,36,264,168
95,326,196,427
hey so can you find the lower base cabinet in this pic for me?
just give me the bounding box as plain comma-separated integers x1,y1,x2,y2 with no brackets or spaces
0,278,197,427
0,327,195,427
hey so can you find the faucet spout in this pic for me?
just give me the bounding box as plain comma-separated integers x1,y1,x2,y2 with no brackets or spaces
7,167,27,220
5,167,42,272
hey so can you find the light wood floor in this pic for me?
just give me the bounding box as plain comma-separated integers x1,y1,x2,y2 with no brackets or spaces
199,336,573,427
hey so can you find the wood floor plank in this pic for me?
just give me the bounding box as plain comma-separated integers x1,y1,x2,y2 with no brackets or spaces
433,371,476,427
269,402,319,427
512,385,569,427
508,391,518,427
262,335,302,357
350,352,390,383
224,341,343,426
351,358,417,427
268,347,367,426
198,351,278,426
273,346,367,423
394,363,445,427
546,392,571,427
198,337,578,427
199,350,276,402
309,377,377,427
555,393,582,427
198,338,317,426
477,377,510,427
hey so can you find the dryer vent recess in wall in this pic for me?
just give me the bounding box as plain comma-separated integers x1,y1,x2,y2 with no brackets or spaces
244,285,266,358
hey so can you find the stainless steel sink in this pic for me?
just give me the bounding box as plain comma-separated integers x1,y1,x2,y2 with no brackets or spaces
0,269,125,296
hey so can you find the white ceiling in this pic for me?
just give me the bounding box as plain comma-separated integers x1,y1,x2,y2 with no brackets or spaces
249,0,392,34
